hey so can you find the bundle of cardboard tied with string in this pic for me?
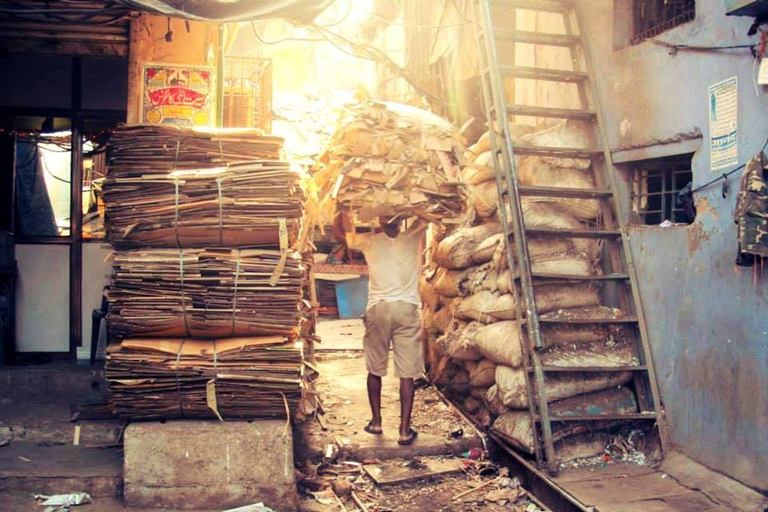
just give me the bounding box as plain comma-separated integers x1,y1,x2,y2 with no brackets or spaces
312,100,469,225
103,124,317,421
422,121,644,463
104,125,304,248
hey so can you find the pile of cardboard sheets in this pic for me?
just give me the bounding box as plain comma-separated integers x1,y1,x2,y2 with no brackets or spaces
107,248,306,338
106,337,306,419
313,100,468,224
104,124,312,420
107,124,283,172
103,161,304,248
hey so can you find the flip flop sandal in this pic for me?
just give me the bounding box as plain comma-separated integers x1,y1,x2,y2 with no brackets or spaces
364,421,383,435
398,428,419,446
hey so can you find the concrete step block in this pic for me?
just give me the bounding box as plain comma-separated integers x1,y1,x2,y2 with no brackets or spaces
0,443,122,498
0,400,123,446
124,420,298,511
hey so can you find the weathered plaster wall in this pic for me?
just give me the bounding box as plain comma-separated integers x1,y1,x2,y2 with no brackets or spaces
578,0,768,490
126,13,218,124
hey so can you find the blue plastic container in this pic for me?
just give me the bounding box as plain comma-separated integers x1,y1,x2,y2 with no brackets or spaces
335,277,369,319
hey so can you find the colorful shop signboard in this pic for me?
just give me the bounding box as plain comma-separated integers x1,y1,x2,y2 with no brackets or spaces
142,65,215,127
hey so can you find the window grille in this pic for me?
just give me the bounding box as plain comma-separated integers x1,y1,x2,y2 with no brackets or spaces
222,56,273,132
632,0,695,45
632,154,694,225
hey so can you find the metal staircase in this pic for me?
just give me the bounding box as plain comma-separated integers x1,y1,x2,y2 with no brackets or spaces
472,0,666,473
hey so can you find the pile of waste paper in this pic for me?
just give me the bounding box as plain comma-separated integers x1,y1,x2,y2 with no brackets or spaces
313,100,468,225
104,124,316,421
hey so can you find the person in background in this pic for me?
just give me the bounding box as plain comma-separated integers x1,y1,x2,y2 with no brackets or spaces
335,211,427,445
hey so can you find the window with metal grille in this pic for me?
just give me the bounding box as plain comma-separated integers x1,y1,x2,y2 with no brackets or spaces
222,56,273,132
631,154,695,225
632,0,695,45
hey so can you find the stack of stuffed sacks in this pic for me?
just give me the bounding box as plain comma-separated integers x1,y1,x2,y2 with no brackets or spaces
422,121,643,463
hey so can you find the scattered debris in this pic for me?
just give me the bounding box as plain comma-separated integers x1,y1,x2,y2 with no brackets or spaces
0,422,11,446
18,456,31,463
363,457,465,486
222,503,275,512
35,492,91,511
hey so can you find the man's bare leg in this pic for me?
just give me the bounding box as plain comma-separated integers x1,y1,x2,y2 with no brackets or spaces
367,373,383,433
399,377,415,440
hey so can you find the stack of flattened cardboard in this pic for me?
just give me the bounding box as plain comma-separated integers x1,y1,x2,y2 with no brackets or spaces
104,124,313,420
106,337,306,419
103,161,304,248
107,124,283,172
312,100,468,224
107,248,306,338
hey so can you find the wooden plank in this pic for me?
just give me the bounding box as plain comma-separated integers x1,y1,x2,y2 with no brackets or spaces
495,29,580,47
499,64,589,83
363,458,465,486
511,143,601,158
518,185,611,199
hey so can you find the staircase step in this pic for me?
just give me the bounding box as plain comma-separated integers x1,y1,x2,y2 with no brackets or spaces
535,365,648,372
518,185,610,198
537,316,639,325
495,29,580,47
525,227,622,238
511,143,602,158
528,273,630,281
507,104,595,120
492,0,568,13
500,64,589,82
534,412,658,422
0,442,122,498
0,400,123,446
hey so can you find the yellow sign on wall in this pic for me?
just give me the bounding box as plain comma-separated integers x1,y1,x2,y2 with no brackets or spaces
142,64,215,127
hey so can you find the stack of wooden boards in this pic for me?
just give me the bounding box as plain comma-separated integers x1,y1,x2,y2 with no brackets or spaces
422,122,642,462
104,124,312,420
313,100,468,225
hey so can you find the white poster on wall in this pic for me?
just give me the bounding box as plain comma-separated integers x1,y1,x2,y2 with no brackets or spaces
708,76,738,171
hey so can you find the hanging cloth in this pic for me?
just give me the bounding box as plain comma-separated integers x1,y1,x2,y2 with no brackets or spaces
734,150,768,266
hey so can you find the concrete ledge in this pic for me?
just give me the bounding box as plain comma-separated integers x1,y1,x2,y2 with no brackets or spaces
124,420,298,511
0,443,122,497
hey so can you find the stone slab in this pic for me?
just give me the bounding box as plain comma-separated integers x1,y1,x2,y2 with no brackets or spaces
124,420,297,511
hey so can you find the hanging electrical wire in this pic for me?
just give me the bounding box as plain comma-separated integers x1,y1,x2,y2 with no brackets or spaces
309,22,444,105
685,136,768,196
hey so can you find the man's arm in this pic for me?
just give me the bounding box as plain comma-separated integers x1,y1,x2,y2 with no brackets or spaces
334,210,370,252
404,219,428,237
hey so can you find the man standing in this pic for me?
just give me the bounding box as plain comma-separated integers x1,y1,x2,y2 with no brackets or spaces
337,213,426,445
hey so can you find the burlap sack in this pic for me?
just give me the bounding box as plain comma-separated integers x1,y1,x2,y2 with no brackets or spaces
494,365,633,409
491,386,638,454
461,151,496,184
472,181,501,218
435,223,504,269
436,320,483,361
484,385,510,417
470,358,497,387
472,321,524,368
517,157,599,220
464,395,482,414
456,283,600,322
431,303,454,334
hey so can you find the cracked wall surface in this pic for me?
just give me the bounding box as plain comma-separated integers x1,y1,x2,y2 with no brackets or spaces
579,0,768,491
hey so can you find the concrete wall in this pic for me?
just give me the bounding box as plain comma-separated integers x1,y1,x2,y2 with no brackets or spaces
577,0,768,490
